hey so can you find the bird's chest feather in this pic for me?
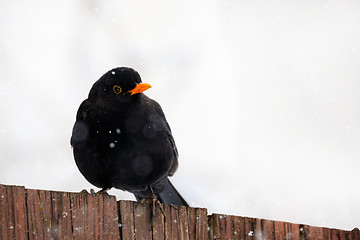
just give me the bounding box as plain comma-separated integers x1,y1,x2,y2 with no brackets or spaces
84,107,168,156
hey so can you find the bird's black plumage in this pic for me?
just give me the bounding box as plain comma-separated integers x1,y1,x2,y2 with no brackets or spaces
71,67,188,206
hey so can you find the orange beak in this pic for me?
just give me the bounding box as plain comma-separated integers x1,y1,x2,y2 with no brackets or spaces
127,83,152,95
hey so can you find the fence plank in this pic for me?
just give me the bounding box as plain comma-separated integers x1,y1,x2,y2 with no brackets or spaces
26,189,72,239
0,185,27,240
197,207,209,240
262,218,275,240
350,228,360,240
133,201,152,240
0,184,359,240
178,206,189,240
231,216,243,240
304,224,322,240
119,200,135,240
152,202,166,240
287,222,300,240
25,188,119,240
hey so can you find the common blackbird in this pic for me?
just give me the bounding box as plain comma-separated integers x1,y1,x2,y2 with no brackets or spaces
71,67,188,206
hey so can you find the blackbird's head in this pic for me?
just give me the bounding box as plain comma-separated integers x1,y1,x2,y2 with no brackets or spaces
88,67,151,107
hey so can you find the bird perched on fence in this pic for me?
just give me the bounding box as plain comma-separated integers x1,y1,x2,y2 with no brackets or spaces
71,67,188,206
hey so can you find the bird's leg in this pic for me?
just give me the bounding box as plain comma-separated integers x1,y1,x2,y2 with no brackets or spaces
79,187,111,195
140,197,149,204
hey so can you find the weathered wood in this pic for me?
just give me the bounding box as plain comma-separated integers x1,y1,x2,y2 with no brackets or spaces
152,201,165,240
70,190,119,240
26,188,73,239
117,200,208,240
195,207,209,240
0,184,359,240
0,185,27,240
133,201,152,240
210,214,230,239
262,218,275,239
208,213,360,240
119,200,135,240
1,184,119,240
287,222,300,240
26,188,119,240
351,228,360,240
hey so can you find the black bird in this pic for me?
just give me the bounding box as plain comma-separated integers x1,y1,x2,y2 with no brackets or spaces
71,67,188,206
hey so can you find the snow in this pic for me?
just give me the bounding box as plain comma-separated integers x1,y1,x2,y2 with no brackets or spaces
0,0,359,231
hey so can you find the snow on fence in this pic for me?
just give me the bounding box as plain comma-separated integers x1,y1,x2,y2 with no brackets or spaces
0,184,359,240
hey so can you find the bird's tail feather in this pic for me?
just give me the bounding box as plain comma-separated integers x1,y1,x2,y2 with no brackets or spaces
156,179,188,207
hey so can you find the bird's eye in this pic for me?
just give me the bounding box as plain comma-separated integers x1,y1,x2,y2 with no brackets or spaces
113,85,122,94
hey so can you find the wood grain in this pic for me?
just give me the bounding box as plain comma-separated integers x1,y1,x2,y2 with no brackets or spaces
0,184,359,240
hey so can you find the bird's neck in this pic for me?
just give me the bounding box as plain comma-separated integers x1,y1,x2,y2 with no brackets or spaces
91,94,143,113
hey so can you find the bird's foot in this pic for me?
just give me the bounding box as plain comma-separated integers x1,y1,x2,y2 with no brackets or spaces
96,187,111,195
79,188,111,195
80,189,89,194
140,197,149,205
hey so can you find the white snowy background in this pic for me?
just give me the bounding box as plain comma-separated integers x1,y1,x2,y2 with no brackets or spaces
1,0,359,230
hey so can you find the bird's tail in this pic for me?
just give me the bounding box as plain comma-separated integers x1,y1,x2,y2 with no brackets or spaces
134,178,188,207
156,179,188,207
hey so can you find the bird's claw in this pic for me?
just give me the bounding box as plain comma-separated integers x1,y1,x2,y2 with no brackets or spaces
80,189,89,194
79,188,110,195
96,187,111,195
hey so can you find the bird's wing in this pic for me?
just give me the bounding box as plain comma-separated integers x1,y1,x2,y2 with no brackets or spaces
150,98,179,177
167,129,178,176
70,100,91,147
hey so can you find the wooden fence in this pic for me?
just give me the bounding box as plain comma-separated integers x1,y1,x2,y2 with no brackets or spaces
0,184,359,239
